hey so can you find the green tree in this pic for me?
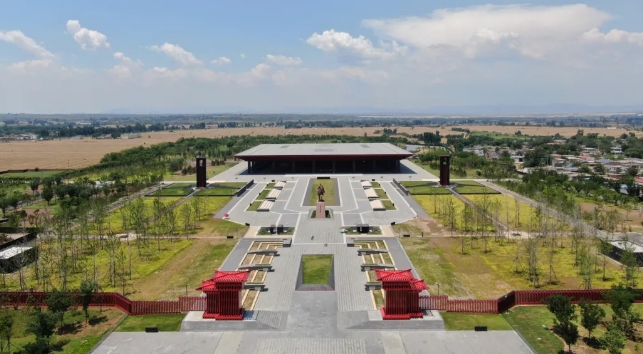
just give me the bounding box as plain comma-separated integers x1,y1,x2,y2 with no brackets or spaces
620,241,639,287
29,178,41,196
604,284,640,337
45,289,74,327
80,280,96,323
26,310,56,341
558,321,579,353
0,309,14,353
579,301,605,340
546,295,577,325
600,322,627,354
41,187,54,206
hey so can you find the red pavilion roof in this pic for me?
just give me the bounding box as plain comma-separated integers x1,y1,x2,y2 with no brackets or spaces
375,269,429,291
196,270,251,291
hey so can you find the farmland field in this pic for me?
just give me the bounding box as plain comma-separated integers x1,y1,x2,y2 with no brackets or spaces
0,126,441,170
454,125,638,138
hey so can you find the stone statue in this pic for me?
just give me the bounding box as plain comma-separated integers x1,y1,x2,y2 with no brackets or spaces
317,184,325,202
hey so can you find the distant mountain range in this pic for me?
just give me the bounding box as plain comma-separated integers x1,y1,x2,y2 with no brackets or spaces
99,103,643,116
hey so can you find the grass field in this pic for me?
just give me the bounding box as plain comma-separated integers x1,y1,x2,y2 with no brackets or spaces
302,255,333,284
2,307,125,353
401,237,623,299
463,194,560,232
23,239,193,293
115,314,185,332
164,163,234,181
441,313,513,330
153,183,194,196
309,179,336,206
97,196,181,234
503,304,643,354
131,238,237,299
197,218,248,237
413,195,467,230
0,170,64,178
457,125,637,138
401,181,451,195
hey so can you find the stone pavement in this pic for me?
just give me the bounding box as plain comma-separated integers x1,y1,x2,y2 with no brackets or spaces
94,330,533,354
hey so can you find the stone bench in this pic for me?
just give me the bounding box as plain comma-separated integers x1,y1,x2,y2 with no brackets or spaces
361,264,395,271
282,239,292,247
247,249,279,256
357,249,388,256
244,282,266,291
346,238,355,247
365,282,382,291
238,264,273,271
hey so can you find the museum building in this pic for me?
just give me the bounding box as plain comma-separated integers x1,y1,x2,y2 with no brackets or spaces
234,143,413,174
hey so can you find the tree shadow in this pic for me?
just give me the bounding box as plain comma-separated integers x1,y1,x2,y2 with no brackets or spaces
56,323,81,335
89,315,108,326
582,337,601,349
51,338,70,351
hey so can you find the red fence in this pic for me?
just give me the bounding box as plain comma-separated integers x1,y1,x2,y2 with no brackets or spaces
420,289,643,314
0,292,206,316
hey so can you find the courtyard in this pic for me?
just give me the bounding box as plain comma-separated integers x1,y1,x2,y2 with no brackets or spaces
91,157,537,354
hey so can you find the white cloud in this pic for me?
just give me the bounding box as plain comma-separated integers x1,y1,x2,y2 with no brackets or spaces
240,54,246,59
211,57,231,65
582,28,643,46
306,29,406,60
361,4,612,59
150,43,202,66
66,20,110,50
108,52,143,79
0,30,55,59
265,54,302,66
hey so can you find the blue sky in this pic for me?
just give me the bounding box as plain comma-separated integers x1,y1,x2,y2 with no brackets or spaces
1,0,643,113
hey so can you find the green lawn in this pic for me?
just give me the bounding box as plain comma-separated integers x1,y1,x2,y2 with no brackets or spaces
0,170,64,178
247,201,262,211
195,187,238,196
197,218,248,237
256,188,271,200
115,314,185,332
153,183,194,196
454,183,500,195
309,179,336,206
503,307,565,354
1,307,125,353
400,181,451,195
374,188,387,199
442,313,513,331
382,200,396,210
302,255,333,284
371,181,381,188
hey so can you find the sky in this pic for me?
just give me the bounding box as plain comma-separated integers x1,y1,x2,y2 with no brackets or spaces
1,0,643,114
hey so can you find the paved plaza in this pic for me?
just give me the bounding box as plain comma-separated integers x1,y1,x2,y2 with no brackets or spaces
93,163,534,354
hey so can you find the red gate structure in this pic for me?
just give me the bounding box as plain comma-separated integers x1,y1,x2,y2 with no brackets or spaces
376,269,428,320
196,270,250,320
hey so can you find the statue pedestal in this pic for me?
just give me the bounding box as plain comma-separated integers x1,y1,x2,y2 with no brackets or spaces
316,202,326,219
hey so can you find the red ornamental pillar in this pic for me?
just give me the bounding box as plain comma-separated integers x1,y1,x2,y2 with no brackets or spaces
197,270,250,320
